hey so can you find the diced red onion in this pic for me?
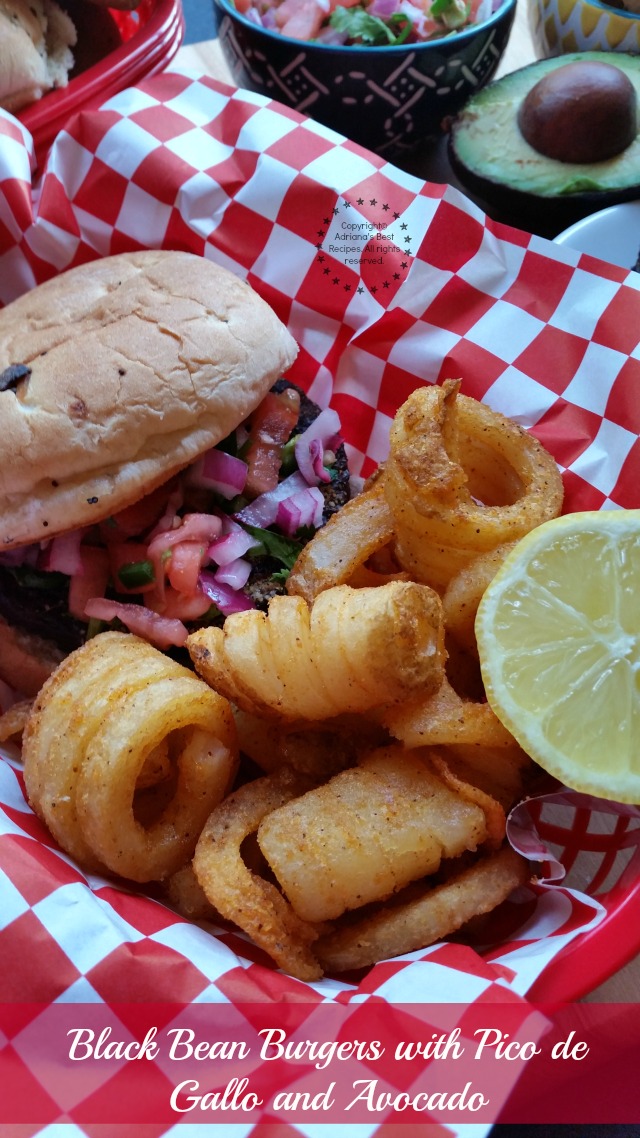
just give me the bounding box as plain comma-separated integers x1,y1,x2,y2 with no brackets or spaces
214,557,253,590
40,529,86,576
199,570,255,615
398,0,431,34
294,407,342,486
247,5,266,23
84,598,188,648
275,486,325,536
234,470,310,528
368,0,398,16
191,448,248,500
208,527,259,567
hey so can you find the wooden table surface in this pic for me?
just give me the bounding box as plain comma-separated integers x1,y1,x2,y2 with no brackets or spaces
174,15,640,1005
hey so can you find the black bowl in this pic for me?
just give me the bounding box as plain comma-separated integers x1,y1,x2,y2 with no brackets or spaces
212,0,517,158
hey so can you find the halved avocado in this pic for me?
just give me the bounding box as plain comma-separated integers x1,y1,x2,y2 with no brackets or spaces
448,52,640,237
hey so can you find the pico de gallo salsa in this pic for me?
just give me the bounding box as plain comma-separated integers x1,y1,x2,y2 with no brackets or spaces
232,0,495,45
0,382,350,654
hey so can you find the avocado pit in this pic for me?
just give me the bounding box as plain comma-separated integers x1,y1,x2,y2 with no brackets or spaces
517,60,637,164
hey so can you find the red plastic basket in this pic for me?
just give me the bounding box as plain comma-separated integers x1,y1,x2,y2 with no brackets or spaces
518,798,640,1000
5,45,640,1006
17,0,185,169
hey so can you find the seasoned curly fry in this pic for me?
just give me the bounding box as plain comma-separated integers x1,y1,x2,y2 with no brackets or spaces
442,542,517,657
384,380,564,591
164,864,219,922
0,699,32,744
23,632,239,881
14,380,546,981
314,846,530,973
188,581,445,721
439,741,531,812
233,706,383,778
429,749,506,849
256,746,490,924
381,674,515,749
192,767,324,981
286,474,395,604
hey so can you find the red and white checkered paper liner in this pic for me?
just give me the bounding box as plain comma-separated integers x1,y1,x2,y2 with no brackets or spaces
2,65,640,1135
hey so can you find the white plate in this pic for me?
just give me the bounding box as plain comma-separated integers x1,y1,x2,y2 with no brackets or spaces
554,201,640,270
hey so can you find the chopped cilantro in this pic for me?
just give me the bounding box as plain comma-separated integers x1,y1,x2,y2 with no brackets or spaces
279,435,300,477
429,0,470,24
243,524,306,570
270,567,292,585
329,5,413,44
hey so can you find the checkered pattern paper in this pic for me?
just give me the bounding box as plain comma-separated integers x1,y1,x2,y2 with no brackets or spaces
2,67,640,1136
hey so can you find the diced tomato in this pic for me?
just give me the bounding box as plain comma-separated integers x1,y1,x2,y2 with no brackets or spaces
68,546,111,621
104,479,178,539
146,513,223,602
278,0,326,40
147,585,213,622
244,388,301,497
147,514,223,562
167,541,209,596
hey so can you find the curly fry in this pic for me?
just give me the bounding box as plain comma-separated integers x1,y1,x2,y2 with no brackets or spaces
257,745,489,924
23,632,238,881
188,581,445,721
314,846,530,973
286,474,396,604
0,699,32,744
384,380,564,591
192,767,324,981
442,542,517,657
380,674,515,749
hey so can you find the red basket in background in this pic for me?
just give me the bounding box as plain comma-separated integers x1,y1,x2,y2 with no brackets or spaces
18,0,185,169
526,799,640,1001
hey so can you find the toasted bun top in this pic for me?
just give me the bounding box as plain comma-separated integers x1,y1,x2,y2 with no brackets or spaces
0,250,298,549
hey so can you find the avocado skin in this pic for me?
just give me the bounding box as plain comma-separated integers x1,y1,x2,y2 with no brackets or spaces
448,52,640,238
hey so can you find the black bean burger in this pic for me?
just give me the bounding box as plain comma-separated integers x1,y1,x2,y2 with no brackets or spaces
0,250,350,695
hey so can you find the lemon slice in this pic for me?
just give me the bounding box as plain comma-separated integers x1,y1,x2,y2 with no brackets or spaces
475,510,640,803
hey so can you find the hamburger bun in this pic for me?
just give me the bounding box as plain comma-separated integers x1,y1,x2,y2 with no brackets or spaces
0,250,298,551
0,0,76,113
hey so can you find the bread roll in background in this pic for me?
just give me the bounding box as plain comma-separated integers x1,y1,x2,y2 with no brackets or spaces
0,0,77,112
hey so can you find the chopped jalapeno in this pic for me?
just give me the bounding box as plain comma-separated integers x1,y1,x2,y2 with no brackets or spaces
117,559,156,589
